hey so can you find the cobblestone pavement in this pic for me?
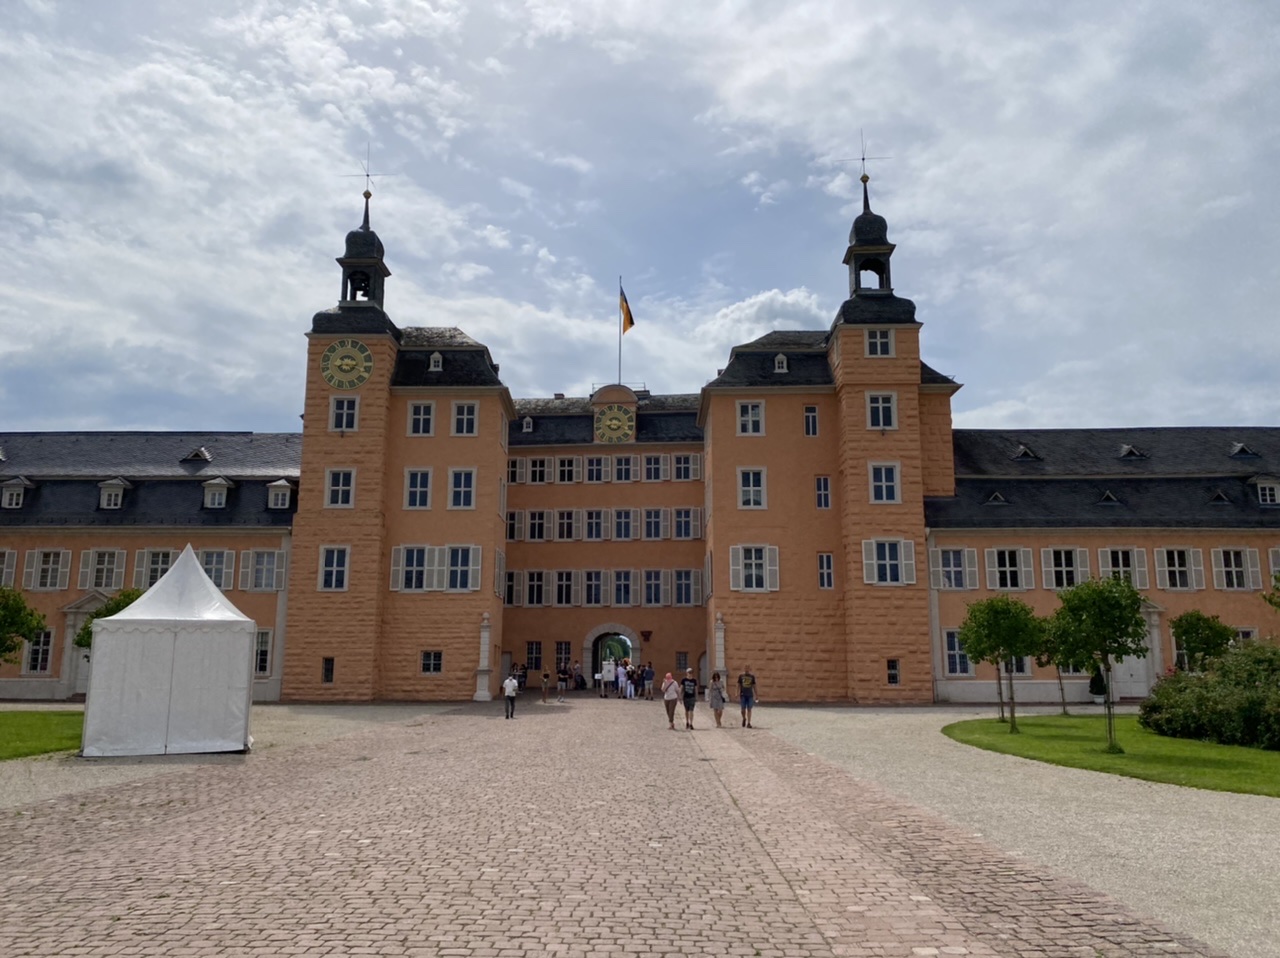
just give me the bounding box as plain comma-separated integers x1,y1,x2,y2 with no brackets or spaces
0,697,1229,958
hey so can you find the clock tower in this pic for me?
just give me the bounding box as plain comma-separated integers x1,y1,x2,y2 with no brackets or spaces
590,384,639,444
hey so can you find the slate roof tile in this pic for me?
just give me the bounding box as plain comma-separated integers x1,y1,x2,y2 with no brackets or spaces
0,433,301,480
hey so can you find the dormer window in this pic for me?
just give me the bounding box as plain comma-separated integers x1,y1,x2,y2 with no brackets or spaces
183,446,213,463
522,417,533,433
1258,482,1279,506
430,351,443,371
98,478,131,510
1118,444,1147,460
1208,490,1231,505
1097,490,1120,504
1230,442,1259,458
267,479,294,510
202,477,234,509
2,486,24,509
773,354,788,373
1011,444,1040,462
984,491,1008,505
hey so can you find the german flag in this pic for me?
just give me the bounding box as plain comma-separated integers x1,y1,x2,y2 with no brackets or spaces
620,286,635,333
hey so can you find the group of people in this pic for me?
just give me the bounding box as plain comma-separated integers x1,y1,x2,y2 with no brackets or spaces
598,659,656,699
660,665,757,730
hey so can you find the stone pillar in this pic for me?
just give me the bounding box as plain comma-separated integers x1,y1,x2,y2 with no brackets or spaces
473,611,493,701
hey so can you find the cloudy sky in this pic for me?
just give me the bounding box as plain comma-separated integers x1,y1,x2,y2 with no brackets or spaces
2,0,1278,434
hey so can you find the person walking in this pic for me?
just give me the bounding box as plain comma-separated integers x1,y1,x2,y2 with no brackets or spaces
503,672,519,719
556,663,570,703
680,667,699,729
643,662,655,700
660,672,680,730
737,665,757,728
707,672,727,727
540,668,551,704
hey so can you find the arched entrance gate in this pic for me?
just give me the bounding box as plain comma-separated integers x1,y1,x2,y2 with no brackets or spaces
583,622,641,689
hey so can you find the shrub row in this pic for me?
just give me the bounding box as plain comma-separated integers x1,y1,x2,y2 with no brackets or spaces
1139,644,1280,750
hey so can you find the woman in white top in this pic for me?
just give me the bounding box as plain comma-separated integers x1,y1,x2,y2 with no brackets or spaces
660,672,680,729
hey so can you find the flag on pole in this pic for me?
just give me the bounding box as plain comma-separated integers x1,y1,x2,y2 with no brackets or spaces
620,286,635,333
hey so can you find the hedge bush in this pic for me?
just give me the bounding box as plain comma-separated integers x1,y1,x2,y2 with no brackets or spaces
1139,643,1280,750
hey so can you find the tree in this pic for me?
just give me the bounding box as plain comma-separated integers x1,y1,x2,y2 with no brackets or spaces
1169,610,1236,672
1035,617,1096,715
1262,571,1280,615
0,587,47,665
74,589,143,648
1047,577,1149,753
957,595,1044,733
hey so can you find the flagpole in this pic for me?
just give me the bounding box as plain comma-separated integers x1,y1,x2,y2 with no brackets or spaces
617,275,623,384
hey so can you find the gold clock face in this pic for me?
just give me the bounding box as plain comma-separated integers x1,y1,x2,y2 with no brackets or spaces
594,403,636,443
320,339,374,389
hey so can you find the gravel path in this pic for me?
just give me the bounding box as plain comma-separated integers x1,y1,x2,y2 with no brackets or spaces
761,703,1280,958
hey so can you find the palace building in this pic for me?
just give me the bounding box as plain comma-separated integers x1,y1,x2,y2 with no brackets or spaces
4,181,1279,704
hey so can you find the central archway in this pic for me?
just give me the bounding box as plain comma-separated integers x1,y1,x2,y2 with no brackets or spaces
583,622,641,690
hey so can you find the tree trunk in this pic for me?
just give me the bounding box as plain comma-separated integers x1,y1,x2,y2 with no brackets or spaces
994,668,1006,722
1006,660,1019,733
1055,666,1068,715
1102,655,1120,752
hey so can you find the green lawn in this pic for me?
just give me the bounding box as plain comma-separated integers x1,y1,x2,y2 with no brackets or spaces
942,714,1280,798
0,711,84,761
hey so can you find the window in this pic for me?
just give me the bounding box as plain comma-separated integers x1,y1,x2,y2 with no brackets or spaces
453,402,477,435
737,401,764,435
866,329,893,357
1259,483,1279,505
986,548,1031,591
863,539,916,585
526,571,545,606
931,548,977,590
268,484,292,510
738,468,766,509
243,550,282,592
556,510,577,541
429,351,443,371
1099,547,1149,589
586,456,610,483
555,641,572,670
1235,628,1257,645
504,570,519,605
614,570,633,606
585,510,605,541
526,641,543,670
327,469,354,507
869,463,899,503
330,396,357,431
815,476,831,509
405,470,431,509
613,456,633,482
145,550,172,588
803,406,818,437
557,457,579,483
447,546,478,591
583,570,604,606
528,458,548,484
555,572,574,606
507,458,523,484
319,547,348,591
408,402,434,436
99,486,123,509
1212,548,1260,590
673,569,697,606
450,469,475,509
1156,548,1204,591
86,549,125,591
24,630,52,674
1043,548,1088,590
254,629,272,677
644,569,663,606
2,487,23,509
400,547,427,591
729,545,780,592
644,509,665,540
867,393,896,430
818,553,834,589
1002,657,1030,675
203,483,228,509
322,657,335,683
526,511,547,541
614,509,633,541
673,454,698,480
944,630,970,676
644,455,666,482
675,651,689,673
673,508,697,540
418,650,443,674
773,353,788,373
886,659,900,686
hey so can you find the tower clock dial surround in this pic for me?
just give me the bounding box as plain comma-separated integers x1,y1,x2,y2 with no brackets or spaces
594,403,636,443
320,338,374,389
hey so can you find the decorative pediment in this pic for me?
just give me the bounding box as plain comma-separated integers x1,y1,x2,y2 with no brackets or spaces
1229,442,1259,458
1118,444,1147,460
183,446,213,462
1011,444,1040,462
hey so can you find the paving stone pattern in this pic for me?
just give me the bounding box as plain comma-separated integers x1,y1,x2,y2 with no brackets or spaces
0,699,1225,958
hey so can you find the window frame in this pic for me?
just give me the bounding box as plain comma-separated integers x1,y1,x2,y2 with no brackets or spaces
449,468,476,510
325,468,355,509
408,401,435,437
330,396,358,432
865,329,894,357
869,462,900,504
803,405,818,437
404,469,432,510
737,401,765,436
452,401,478,436
866,392,898,431
318,545,350,592
738,467,767,509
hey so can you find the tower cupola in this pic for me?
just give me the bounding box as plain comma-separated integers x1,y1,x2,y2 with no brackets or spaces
842,174,895,296
338,190,391,308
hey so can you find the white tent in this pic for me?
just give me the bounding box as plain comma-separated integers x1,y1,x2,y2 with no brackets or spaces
82,544,255,757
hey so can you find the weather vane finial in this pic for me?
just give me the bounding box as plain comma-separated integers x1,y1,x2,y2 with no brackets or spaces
340,143,394,196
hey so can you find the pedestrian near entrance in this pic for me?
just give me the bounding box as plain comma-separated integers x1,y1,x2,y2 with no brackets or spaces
556,664,570,702
660,672,680,729
680,668,699,729
707,672,727,727
541,669,551,704
737,665,757,728
643,662,655,699
503,672,519,719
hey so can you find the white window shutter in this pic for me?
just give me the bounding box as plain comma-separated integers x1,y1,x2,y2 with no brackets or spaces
494,551,505,598
729,546,743,591
766,546,780,591
631,568,642,606
985,549,998,590
602,508,612,540
239,551,253,591
573,456,583,482
390,547,404,591
1,550,15,588
660,454,671,480
691,508,702,539
691,569,703,605
1020,549,1034,588
469,547,482,591
220,551,235,591
1041,549,1054,590
601,457,612,481
571,570,582,606
273,551,287,590
1248,548,1263,590
691,454,701,480
1271,547,1280,580
1133,549,1149,590
964,549,979,589
1076,548,1090,581
863,540,877,584
1211,549,1226,590
23,550,37,590
929,548,943,589
1098,548,1113,579
704,553,712,598
429,547,447,591
57,551,71,590
510,570,524,606
603,570,614,606
1191,549,1205,590
113,550,128,591
1154,549,1169,590
517,458,528,483
901,540,916,585
132,550,146,589
516,511,527,541
573,509,584,540
661,508,671,539
78,551,92,590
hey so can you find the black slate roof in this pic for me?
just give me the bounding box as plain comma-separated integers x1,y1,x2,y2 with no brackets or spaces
509,409,703,447
706,353,834,388
400,327,486,348
735,330,829,351
0,479,296,529
953,428,1280,478
0,433,301,480
311,305,401,338
833,293,918,326
391,327,504,388
926,476,1280,530
921,362,959,386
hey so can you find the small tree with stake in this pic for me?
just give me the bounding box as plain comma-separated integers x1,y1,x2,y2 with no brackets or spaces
1169,610,1236,672
0,587,47,665
1047,577,1149,753
958,595,1044,733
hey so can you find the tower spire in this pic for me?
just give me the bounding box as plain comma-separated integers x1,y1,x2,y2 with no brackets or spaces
861,173,871,214
361,188,371,230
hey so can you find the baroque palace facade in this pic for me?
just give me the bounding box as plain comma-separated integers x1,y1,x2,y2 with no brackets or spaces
4,183,1280,704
